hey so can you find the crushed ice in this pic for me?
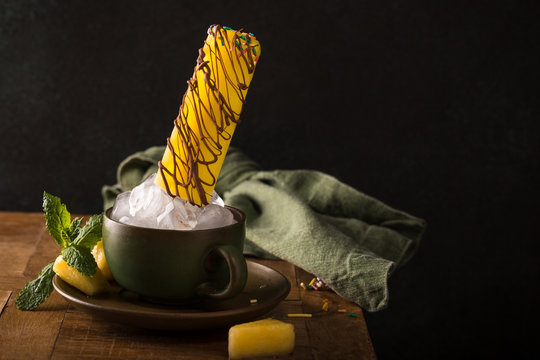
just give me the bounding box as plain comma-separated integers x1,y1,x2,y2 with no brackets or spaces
110,173,235,230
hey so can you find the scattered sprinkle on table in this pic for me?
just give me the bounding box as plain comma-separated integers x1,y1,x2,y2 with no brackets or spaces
287,313,312,318
250,299,258,304
338,309,347,313
348,313,357,317
301,277,329,291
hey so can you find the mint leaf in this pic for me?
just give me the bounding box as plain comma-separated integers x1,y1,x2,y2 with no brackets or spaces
73,213,103,249
42,192,72,246
61,245,97,277
68,217,83,240
16,262,55,311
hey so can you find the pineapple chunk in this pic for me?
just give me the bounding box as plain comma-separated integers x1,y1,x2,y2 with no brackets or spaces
228,318,295,359
53,255,110,296
91,239,113,281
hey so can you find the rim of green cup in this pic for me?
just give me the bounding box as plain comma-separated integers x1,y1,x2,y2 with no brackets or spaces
104,205,246,233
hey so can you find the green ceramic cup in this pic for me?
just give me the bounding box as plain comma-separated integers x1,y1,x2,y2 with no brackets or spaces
102,206,247,302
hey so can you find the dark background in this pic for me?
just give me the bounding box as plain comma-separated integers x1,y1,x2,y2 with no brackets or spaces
1,0,539,358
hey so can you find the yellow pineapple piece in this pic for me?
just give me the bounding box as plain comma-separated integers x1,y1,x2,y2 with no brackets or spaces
53,255,110,295
228,318,295,359
91,239,113,281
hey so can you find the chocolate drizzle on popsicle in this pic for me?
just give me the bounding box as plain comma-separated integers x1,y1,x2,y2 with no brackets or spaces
157,25,260,206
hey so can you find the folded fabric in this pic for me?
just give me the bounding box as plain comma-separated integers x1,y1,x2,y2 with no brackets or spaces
102,146,426,311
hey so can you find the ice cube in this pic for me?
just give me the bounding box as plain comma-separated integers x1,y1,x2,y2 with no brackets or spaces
139,184,170,217
195,204,235,230
111,172,237,230
119,215,131,224
157,206,194,230
110,191,131,220
174,197,200,228
156,201,175,225
128,174,155,216
209,191,225,207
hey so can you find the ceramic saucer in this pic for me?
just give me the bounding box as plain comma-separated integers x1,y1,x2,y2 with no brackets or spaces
53,259,290,330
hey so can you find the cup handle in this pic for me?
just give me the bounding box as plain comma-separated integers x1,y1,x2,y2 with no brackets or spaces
197,245,247,300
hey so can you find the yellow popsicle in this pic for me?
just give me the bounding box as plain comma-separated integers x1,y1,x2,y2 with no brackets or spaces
155,25,261,205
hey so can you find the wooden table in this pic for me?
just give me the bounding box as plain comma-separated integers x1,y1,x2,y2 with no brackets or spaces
0,212,376,359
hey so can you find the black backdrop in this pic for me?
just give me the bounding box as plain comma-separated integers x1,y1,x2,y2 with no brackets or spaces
1,1,539,358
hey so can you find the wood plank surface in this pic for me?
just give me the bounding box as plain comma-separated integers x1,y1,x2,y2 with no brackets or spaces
52,310,230,359
0,290,11,315
0,212,45,277
0,212,69,360
0,282,68,360
294,267,377,360
0,212,376,360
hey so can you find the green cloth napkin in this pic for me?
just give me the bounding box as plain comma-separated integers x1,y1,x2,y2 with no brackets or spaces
102,146,426,312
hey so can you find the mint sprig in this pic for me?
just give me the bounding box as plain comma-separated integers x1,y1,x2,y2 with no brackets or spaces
68,217,83,240
42,191,72,247
16,192,103,311
73,213,103,249
15,262,55,311
61,245,97,277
